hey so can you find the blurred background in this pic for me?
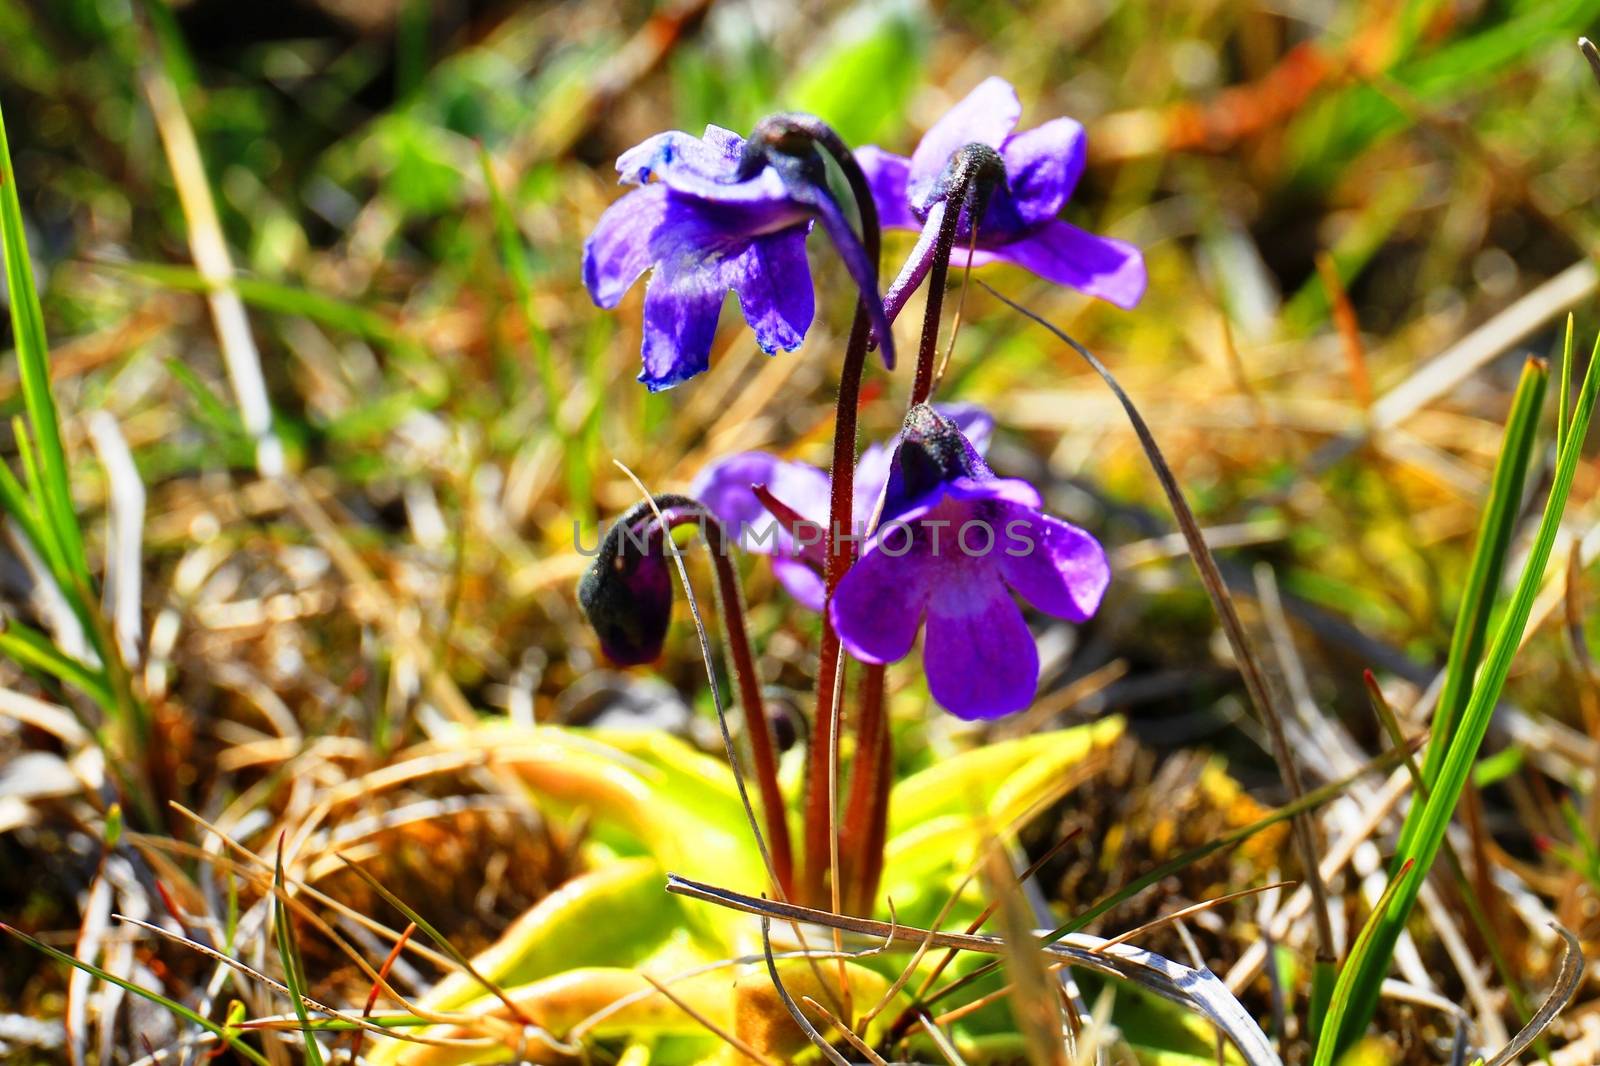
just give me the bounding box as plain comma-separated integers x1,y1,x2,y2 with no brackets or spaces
3,0,1600,1058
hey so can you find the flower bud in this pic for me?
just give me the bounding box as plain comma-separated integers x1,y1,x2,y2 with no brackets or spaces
578,518,673,666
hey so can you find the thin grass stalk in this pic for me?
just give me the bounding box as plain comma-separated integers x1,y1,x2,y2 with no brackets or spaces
1312,861,1415,1066
0,100,146,749
983,283,1338,969
0,105,88,578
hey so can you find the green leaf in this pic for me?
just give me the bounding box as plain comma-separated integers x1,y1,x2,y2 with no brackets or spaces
274,846,326,1066
1315,861,1415,1066
1328,332,1600,1054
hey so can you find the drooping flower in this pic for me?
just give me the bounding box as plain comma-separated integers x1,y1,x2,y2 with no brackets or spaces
857,77,1147,324
583,122,890,391
828,404,1109,720
577,498,680,665
690,403,994,610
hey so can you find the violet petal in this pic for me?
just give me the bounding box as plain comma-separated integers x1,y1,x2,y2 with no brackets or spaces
855,146,919,231
908,77,1023,214
583,184,671,309
729,227,815,355
923,569,1039,719
999,116,1087,227
829,539,933,665
997,506,1111,623
772,556,827,612
991,220,1148,309
639,268,726,390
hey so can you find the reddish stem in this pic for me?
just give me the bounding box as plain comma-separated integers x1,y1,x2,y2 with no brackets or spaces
708,542,795,897
628,499,794,896
838,661,889,913
801,307,872,907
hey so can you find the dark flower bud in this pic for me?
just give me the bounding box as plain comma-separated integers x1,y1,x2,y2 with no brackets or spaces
578,509,675,666
881,403,993,521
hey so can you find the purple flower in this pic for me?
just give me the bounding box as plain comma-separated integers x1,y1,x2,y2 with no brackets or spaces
828,405,1109,720
857,77,1147,324
691,403,994,611
584,126,815,391
583,122,891,390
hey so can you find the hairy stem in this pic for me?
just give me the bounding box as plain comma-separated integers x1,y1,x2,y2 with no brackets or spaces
838,661,889,913
629,498,794,896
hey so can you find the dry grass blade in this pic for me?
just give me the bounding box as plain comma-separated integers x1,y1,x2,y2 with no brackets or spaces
0,921,272,1066
347,921,416,1064
800,996,889,1066
147,811,456,972
671,876,1283,1066
137,26,281,478
334,855,535,1030
760,915,852,1066
1482,923,1584,1066
918,1011,971,1066
980,845,1066,1066
984,281,1335,966
112,915,456,1048
911,828,1084,1006
1091,882,1292,953
640,973,779,1066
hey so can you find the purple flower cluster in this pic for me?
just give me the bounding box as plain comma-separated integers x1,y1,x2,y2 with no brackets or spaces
581,78,1137,720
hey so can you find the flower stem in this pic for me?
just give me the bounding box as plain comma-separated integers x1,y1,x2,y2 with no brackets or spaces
911,147,1001,406
910,199,959,407
705,534,795,898
633,499,794,897
758,116,887,911
838,661,889,913
802,308,872,908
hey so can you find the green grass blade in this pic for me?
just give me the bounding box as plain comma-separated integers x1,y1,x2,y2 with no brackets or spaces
1329,332,1600,1055
11,416,77,593
0,100,89,581
1307,959,1335,1049
1,921,272,1066
274,846,326,1066
1313,860,1416,1066
1412,356,1547,797
0,618,115,710
1557,314,1574,456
